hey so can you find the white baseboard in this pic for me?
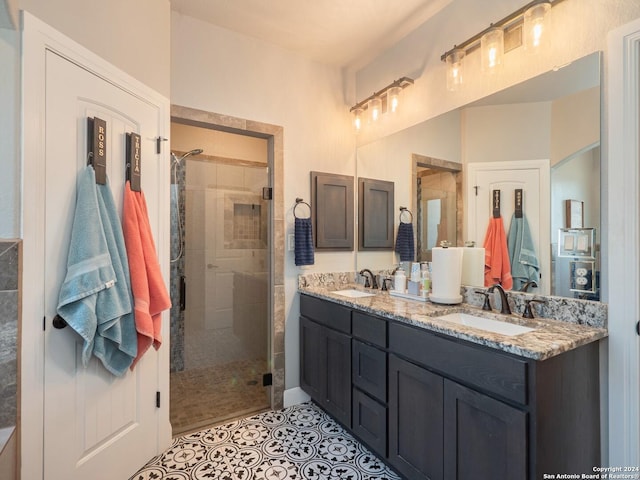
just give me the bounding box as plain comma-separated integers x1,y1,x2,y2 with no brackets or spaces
283,387,310,408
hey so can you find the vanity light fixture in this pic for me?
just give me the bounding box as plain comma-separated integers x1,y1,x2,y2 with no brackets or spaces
441,0,562,87
349,76,414,131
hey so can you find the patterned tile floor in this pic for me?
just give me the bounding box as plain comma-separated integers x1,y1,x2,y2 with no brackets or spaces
170,358,270,435
132,402,401,480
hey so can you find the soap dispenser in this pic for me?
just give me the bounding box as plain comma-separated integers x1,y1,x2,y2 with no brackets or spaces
394,268,406,293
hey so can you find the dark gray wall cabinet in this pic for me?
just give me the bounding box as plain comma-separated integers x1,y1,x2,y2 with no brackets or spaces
311,171,354,250
358,177,394,250
299,293,601,480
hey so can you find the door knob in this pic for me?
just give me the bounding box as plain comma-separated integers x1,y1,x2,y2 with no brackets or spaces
52,314,68,329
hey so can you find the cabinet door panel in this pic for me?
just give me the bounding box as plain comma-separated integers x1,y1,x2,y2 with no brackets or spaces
444,379,527,480
325,328,352,427
389,355,443,480
300,316,325,402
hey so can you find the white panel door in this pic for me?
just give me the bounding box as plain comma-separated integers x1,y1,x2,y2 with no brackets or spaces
42,49,162,480
466,160,550,295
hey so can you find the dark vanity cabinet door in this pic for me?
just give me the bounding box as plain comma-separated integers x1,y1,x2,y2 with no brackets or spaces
300,316,325,401
443,379,527,480
389,354,444,480
299,298,352,427
324,327,352,426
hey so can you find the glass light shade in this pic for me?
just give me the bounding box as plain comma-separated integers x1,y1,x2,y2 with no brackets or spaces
353,108,363,132
446,49,465,91
524,2,551,52
481,27,504,73
368,97,382,122
387,86,402,113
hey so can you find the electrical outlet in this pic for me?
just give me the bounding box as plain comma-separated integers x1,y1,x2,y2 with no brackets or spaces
288,234,295,251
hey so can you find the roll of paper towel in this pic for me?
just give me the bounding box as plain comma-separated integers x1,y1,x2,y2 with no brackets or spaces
461,247,485,287
430,247,463,304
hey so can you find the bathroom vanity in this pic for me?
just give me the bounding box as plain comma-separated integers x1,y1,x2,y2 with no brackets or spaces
299,279,607,480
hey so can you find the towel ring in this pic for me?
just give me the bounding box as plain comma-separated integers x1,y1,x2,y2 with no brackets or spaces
399,207,413,224
294,198,312,219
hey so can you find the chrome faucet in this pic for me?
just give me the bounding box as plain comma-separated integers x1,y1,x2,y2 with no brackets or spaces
359,269,378,289
488,284,511,315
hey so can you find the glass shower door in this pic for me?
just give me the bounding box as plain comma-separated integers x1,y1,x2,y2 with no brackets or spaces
170,156,270,434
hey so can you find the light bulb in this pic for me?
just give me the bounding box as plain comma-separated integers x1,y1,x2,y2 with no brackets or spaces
387,86,402,113
481,27,504,73
446,48,465,91
368,97,382,122
524,2,551,52
353,108,363,132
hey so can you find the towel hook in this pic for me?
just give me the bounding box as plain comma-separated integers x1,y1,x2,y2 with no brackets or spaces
399,206,413,224
294,198,312,219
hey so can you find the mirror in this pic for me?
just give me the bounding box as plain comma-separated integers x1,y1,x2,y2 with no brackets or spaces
355,52,601,300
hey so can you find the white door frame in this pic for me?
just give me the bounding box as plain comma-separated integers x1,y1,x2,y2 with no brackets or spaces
607,17,640,466
21,12,171,479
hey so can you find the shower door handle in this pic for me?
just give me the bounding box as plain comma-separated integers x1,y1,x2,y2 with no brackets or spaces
180,275,186,311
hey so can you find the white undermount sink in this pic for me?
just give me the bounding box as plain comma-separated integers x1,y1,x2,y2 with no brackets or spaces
332,289,376,298
437,312,535,337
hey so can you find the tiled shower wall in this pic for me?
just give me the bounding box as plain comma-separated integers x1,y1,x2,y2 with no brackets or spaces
170,161,185,373
0,240,20,429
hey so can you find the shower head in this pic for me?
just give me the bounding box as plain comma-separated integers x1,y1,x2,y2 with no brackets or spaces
171,148,203,163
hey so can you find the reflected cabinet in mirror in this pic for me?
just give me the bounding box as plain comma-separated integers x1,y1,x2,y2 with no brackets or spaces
355,52,601,301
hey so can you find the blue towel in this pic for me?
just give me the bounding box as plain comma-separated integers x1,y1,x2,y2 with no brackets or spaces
294,217,314,266
395,222,415,262
507,213,540,291
57,166,137,376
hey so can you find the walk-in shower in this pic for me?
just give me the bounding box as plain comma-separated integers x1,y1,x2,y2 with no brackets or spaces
169,138,270,435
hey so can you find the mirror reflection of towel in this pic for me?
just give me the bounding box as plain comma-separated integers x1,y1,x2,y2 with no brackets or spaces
482,216,513,290
507,213,540,290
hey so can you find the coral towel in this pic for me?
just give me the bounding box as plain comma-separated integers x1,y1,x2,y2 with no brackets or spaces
123,181,171,369
482,216,513,290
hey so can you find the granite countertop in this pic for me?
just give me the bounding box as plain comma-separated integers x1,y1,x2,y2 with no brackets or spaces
299,283,608,361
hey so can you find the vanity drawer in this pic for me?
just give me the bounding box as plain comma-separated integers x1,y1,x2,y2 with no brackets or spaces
352,339,387,403
352,388,387,458
352,311,386,347
389,322,528,405
300,294,351,334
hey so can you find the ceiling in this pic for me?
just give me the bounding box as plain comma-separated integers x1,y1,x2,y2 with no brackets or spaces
169,0,452,69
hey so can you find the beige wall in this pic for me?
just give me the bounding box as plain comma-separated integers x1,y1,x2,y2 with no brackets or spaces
0,26,19,237
19,0,170,97
551,87,600,166
463,102,551,164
